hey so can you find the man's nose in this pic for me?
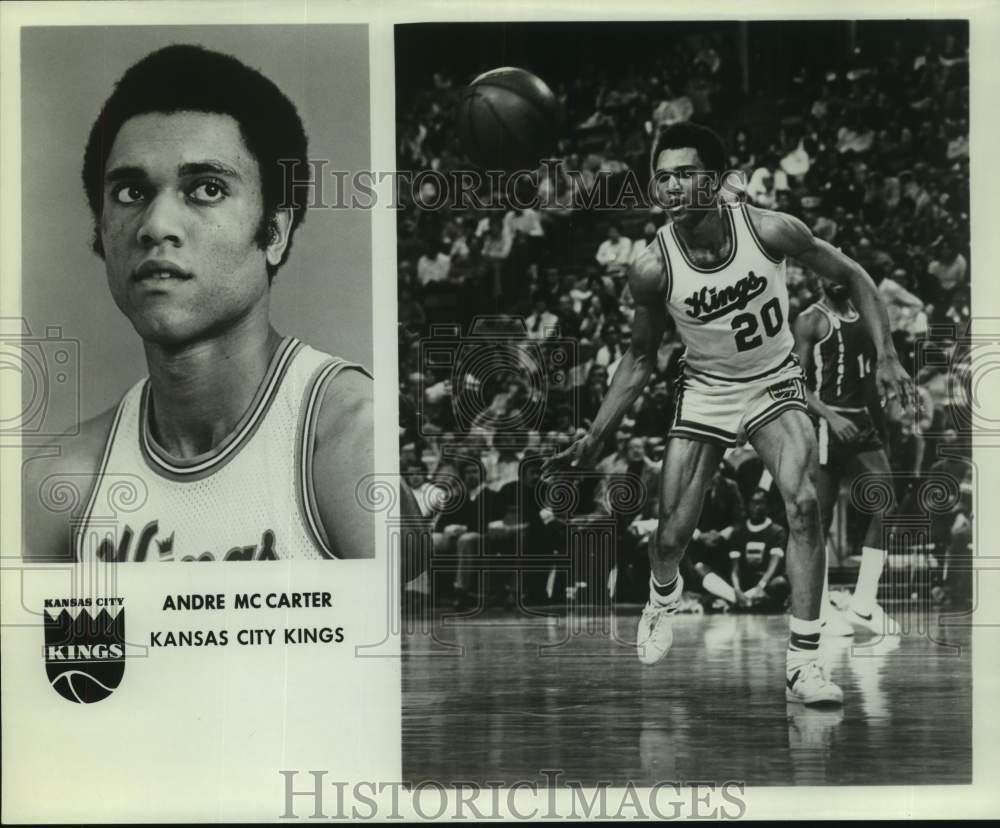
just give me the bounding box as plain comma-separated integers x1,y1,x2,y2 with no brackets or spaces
136,192,184,247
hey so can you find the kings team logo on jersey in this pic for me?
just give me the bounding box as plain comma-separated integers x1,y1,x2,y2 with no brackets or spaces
92,521,280,561
44,599,126,703
683,271,768,322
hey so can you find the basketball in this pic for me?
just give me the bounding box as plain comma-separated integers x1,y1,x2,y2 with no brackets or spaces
457,67,562,171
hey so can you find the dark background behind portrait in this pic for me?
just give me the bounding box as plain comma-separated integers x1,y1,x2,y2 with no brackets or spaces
21,25,371,432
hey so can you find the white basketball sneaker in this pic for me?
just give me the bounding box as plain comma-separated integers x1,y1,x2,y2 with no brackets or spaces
786,658,845,706
845,602,899,636
637,576,683,666
820,601,855,638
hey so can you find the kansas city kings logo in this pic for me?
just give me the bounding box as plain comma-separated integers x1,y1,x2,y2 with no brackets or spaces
684,271,768,321
44,601,126,703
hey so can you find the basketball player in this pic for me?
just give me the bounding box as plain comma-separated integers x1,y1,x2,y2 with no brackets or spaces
794,276,897,636
23,45,376,561
544,123,911,705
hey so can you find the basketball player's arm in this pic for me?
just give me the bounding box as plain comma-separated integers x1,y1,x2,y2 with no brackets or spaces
21,408,117,562
588,251,668,441
312,370,376,559
792,308,860,442
753,208,912,410
544,247,668,473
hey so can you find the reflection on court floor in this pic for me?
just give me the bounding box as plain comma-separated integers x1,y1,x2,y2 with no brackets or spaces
402,610,971,787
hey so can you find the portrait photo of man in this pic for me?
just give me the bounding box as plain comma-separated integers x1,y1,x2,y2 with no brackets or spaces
19,27,375,561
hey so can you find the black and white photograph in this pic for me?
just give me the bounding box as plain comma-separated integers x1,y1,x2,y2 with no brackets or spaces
18,26,375,562
2,1,1000,822
2,17,400,823
395,18,976,789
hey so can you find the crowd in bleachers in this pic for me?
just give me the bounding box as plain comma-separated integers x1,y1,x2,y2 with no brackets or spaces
396,23,973,610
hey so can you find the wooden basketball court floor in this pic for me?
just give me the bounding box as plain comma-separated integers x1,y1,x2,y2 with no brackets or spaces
402,608,971,787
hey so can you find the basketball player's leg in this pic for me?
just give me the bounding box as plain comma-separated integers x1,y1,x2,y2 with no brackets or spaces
814,458,857,637
637,436,724,665
844,448,898,634
750,408,844,704
650,437,726,583
751,410,824,620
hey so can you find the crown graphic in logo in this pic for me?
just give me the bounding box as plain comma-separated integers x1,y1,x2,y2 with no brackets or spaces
44,605,126,703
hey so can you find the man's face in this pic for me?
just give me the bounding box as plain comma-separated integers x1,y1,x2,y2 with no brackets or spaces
655,146,713,223
626,437,646,463
822,277,850,301
100,111,271,347
749,493,768,522
405,465,425,488
461,464,480,492
609,226,621,242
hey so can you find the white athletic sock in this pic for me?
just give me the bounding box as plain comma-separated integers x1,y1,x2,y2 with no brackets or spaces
851,546,886,614
787,616,822,673
649,573,682,607
701,571,736,604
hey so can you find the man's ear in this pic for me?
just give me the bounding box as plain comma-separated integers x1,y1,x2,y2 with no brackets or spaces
265,208,294,267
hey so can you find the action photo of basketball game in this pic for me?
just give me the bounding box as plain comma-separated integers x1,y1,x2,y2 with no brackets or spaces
394,19,972,787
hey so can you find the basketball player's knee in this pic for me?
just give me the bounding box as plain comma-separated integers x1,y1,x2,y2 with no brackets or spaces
785,492,821,538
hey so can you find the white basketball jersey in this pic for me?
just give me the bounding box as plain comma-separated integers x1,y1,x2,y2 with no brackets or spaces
656,202,794,380
74,337,370,561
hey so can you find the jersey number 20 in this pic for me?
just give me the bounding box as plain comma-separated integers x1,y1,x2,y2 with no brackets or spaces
732,298,783,352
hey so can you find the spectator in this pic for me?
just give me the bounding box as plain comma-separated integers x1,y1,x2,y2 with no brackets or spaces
404,461,445,520
633,377,672,437
682,464,746,609
416,239,451,287
525,291,560,340
595,224,633,277
555,293,583,339
927,235,967,297
595,324,626,368
728,489,790,612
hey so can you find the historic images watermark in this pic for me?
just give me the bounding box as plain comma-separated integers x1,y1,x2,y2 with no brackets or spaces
278,770,747,820
276,159,742,213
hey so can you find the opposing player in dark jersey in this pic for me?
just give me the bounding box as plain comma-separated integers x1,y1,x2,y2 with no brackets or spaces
729,489,790,611
794,276,897,636
545,123,911,706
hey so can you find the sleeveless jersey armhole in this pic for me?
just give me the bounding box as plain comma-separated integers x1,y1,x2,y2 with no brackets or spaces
655,227,674,303
73,396,130,560
296,360,373,560
740,203,784,265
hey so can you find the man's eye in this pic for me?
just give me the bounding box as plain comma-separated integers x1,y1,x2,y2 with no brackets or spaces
190,180,227,203
114,185,145,204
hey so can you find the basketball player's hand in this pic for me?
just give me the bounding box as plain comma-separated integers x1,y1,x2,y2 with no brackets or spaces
542,435,601,478
828,412,860,443
876,354,913,413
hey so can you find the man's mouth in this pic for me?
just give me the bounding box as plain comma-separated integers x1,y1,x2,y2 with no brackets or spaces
133,260,193,282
